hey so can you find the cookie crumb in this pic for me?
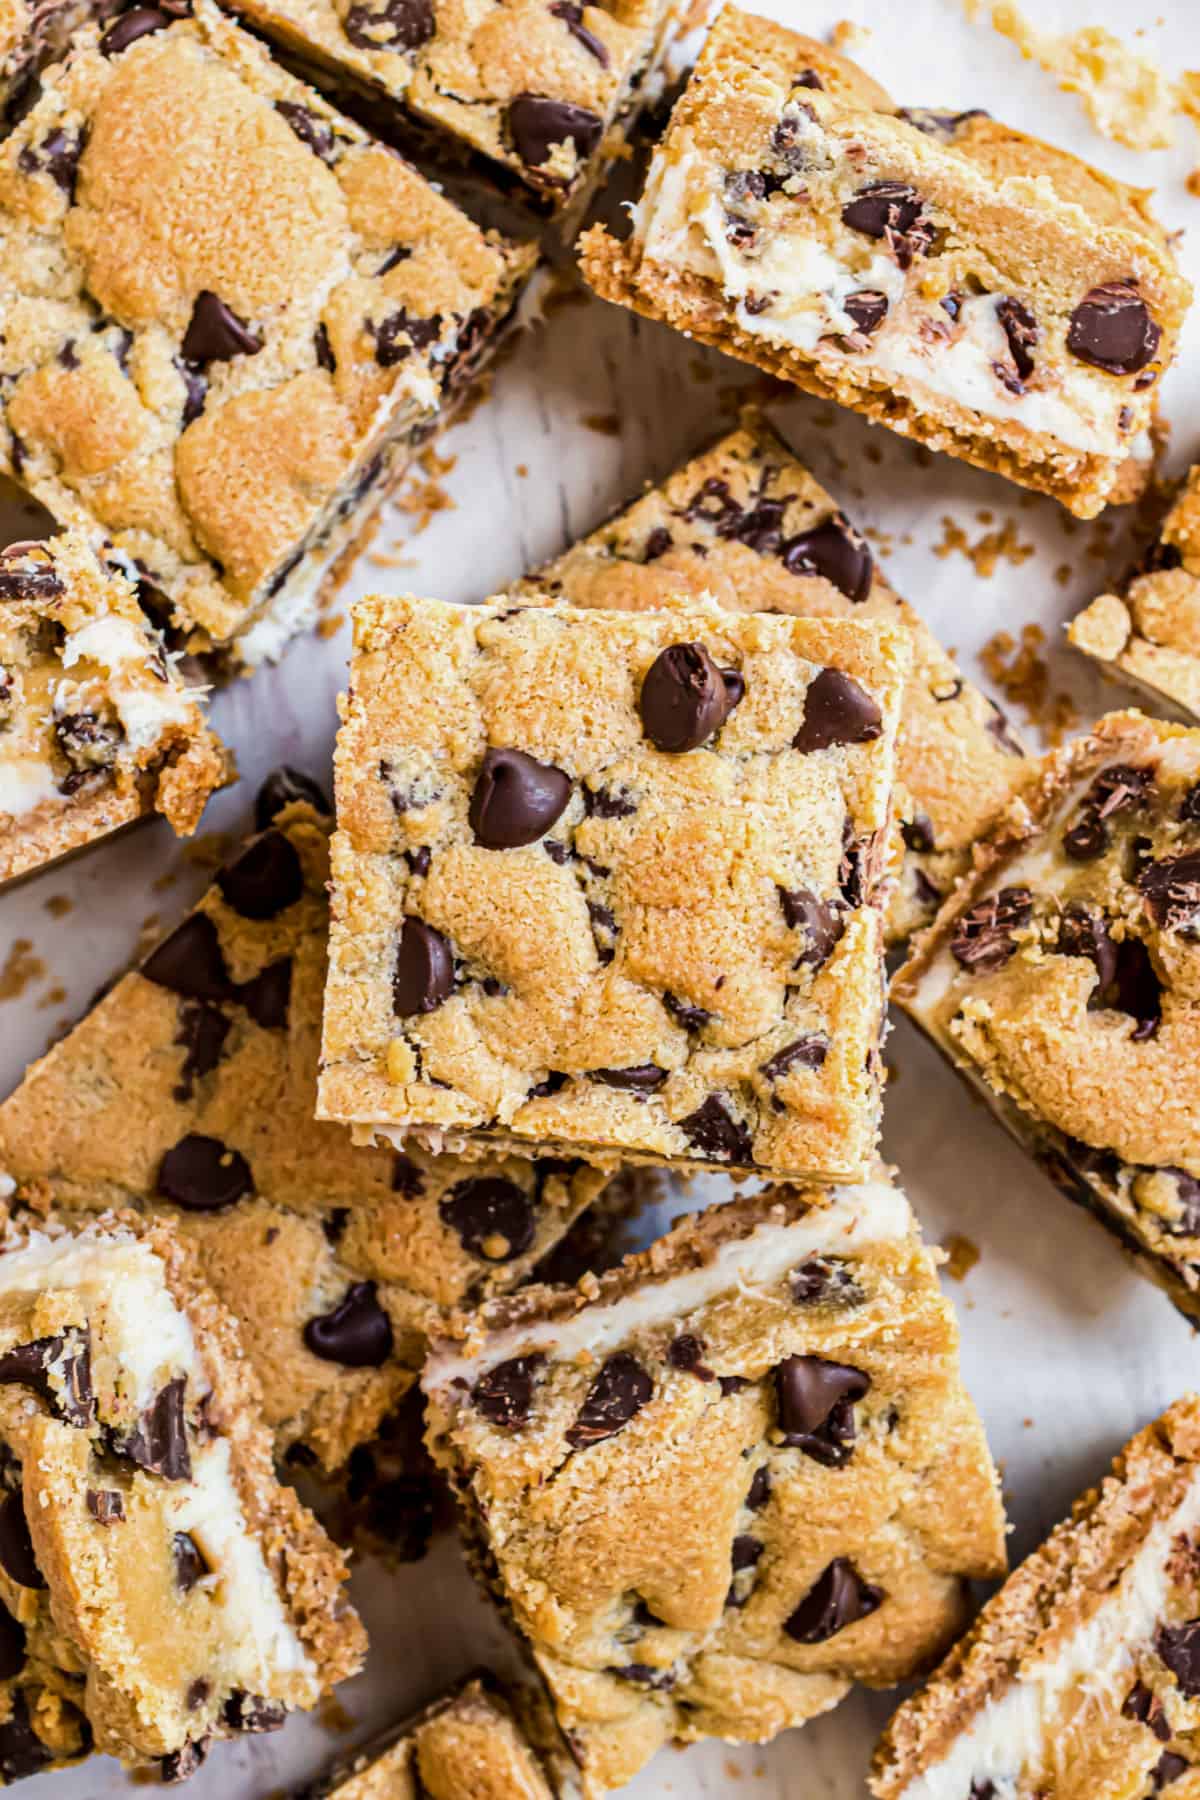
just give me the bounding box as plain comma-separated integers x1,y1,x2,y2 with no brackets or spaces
581,412,621,436
934,515,1035,577
941,1233,981,1280
980,623,1079,746
1188,170,1200,197
36,983,67,1011
829,18,870,53
315,613,344,641
980,3,1178,150
43,895,73,918
0,939,44,1001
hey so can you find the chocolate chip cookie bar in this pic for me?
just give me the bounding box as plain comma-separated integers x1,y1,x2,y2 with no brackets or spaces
1070,464,1200,723
579,9,1191,519
0,533,228,891
0,771,618,1472
515,410,1030,943
318,592,910,1180
423,1180,1006,1794
0,1212,364,1777
895,710,1200,1325
0,1,536,670
873,1395,1200,1800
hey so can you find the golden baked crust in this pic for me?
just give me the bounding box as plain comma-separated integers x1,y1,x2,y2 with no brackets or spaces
0,780,618,1472
579,8,1191,519
0,2,535,666
872,1396,1200,1799
895,709,1200,1324
514,409,1032,943
424,1180,1005,1794
318,591,911,1180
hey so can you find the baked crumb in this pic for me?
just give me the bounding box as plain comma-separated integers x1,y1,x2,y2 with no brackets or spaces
36,983,67,1011
934,515,1035,577
43,895,73,919
982,3,1178,150
1188,170,1200,197
980,623,1079,746
315,614,344,641
829,18,870,53
0,939,45,1001
941,1233,981,1281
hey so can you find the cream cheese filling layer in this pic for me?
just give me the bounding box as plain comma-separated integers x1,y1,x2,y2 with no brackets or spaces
62,614,196,751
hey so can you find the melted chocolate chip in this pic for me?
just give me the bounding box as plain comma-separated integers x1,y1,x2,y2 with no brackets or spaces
182,291,262,364
642,527,672,562
393,918,455,1015
640,641,740,752
760,1036,828,1080
0,1604,25,1681
172,1002,230,1101
100,6,171,55
274,99,335,162
588,1064,667,1092
239,958,292,1030
304,1283,394,1367
0,1494,42,1589
472,1353,543,1429
793,669,882,752
1067,280,1160,375
779,887,843,969
391,1153,424,1197
254,766,331,829
842,289,888,336
950,886,1033,972
667,1335,713,1378
342,0,433,48
1123,1678,1171,1741
0,547,63,602
841,181,932,268
549,0,609,64
781,513,873,601
1139,850,1200,933
794,67,823,89
223,1693,287,1733
86,1489,124,1526
775,1355,869,1465
746,1466,771,1510
1158,1619,1200,1695
469,747,572,848
664,991,710,1032
566,1353,653,1447
157,1134,253,1211
370,308,442,366
161,1740,209,1783
995,295,1038,384
112,1377,190,1480
216,830,303,920
172,1531,208,1593
439,1176,535,1261
679,1094,753,1164
507,93,603,167
783,1557,883,1642
0,1331,92,1426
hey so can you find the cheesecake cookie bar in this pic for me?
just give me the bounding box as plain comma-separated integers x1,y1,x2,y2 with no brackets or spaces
873,1395,1200,1800
424,1180,1006,1795
580,8,1190,519
0,772,618,1473
318,593,909,1180
515,410,1031,943
0,533,227,891
895,710,1200,1325
1070,464,1200,723
0,0,535,669
0,1213,364,1776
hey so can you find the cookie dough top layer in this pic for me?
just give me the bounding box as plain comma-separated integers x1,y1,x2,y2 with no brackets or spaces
319,592,909,1180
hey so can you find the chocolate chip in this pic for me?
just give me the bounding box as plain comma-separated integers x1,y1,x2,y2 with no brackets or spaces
172,1002,230,1102
588,1064,667,1092
255,766,331,829
549,0,609,64
0,1604,25,1681
507,94,603,167
995,295,1037,384
719,1375,749,1396
775,1355,869,1466
1181,784,1200,823
174,354,207,424
781,513,873,601
17,126,82,196
393,918,454,1015
391,1152,425,1197
86,1489,124,1526
841,181,932,268
778,887,843,969
783,1557,883,1642
223,1693,287,1733
1063,813,1109,861
791,1256,860,1305
0,546,63,602
842,290,888,336
158,1134,253,1211
607,1663,676,1689
342,0,434,49
1067,280,1160,375
112,1377,191,1480
1139,850,1200,933
679,1094,753,1163
143,916,232,1008
0,1691,55,1782
901,812,936,854
274,99,335,161
1154,1753,1190,1790
1124,1679,1171,1740
761,1036,827,1080
239,957,292,1030
0,1494,43,1589
469,747,571,848
303,1283,393,1367
642,526,672,562
369,308,442,367
640,641,740,753
472,1353,543,1429
950,886,1033,972
746,1466,771,1510
731,1533,762,1573
794,67,823,88
161,1741,209,1784
1157,1619,1200,1694
663,993,709,1036
314,322,336,371
182,291,262,365
439,1176,535,1261
0,1331,93,1426
100,6,171,55
172,1532,208,1593
566,1353,653,1447
793,668,882,752
216,830,303,920
667,1334,713,1378
1060,905,1118,997
897,106,988,138
406,846,432,877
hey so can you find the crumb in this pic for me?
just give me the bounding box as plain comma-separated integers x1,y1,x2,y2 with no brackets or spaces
319,1697,356,1736
152,866,181,893
315,613,344,641
418,445,456,481
1023,1417,1034,1428
581,412,621,437
43,894,72,919
934,514,1035,577
1054,562,1072,586
0,939,44,1002
941,1233,981,1281
515,462,529,478
980,622,1080,746
394,461,457,534
724,1759,743,1780
36,983,66,1011
367,548,419,569
829,18,870,52
982,3,1178,150
1188,170,1200,197
183,830,235,872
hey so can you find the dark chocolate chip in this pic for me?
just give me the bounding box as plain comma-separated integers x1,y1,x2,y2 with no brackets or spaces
254,766,331,829
172,1531,208,1593
0,1603,25,1681
142,913,233,1003
793,668,882,752
369,308,442,367
1124,1678,1171,1740
678,1094,753,1164
469,746,571,848
0,1331,93,1426
584,784,636,819
0,1691,55,1781
791,1256,860,1305
527,1070,568,1099
667,1334,713,1378
472,1353,543,1429
439,1176,535,1261
779,886,843,969
642,526,672,563
565,1353,653,1447
841,181,931,267
781,513,873,601
216,830,303,920
112,1377,191,1480
161,1740,209,1784
1157,1619,1200,1694
549,0,609,65
406,846,432,878
783,1557,883,1642
314,322,336,371
182,291,262,364
0,546,64,602
274,99,335,162
794,67,823,88
86,1489,124,1526
174,1003,230,1100
761,1036,827,1080
607,1663,676,1689
640,641,739,752
901,812,936,854
17,125,83,196
391,1152,425,1197
588,1064,667,1092
0,1494,43,1589
507,94,603,167
100,6,171,55
719,1375,749,1396
176,355,207,424
1059,905,1118,997
950,886,1033,972
995,295,1038,383
664,991,710,1032
842,289,888,336
731,1534,763,1571
897,106,988,138
393,917,455,1015
342,0,434,49
223,1693,287,1733
1154,1753,1190,1790
238,958,292,1030
304,1283,393,1367
187,1680,211,1712
1139,849,1200,932
1067,280,1160,375
157,1134,253,1211
775,1355,869,1466
746,1466,771,1510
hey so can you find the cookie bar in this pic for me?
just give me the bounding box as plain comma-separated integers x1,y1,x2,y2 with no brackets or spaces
0,2,536,671
318,592,910,1180
423,1180,1006,1795
515,410,1031,943
579,9,1191,519
0,771,618,1473
0,1213,364,1775
0,533,228,891
873,1395,1200,1800
895,710,1200,1325
1070,464,1200,722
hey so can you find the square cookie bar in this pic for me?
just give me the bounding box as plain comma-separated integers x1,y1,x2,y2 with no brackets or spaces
424,1181,1006,1795
580,8,1191,519
872,1395,1200,1800
0,771,620,1473
0,533,228,891
896,711,1200,1325
318,593,910,1180
0,2,536,670
514,409,1031,943
1070,464,1200,723
0,1213,364,1777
